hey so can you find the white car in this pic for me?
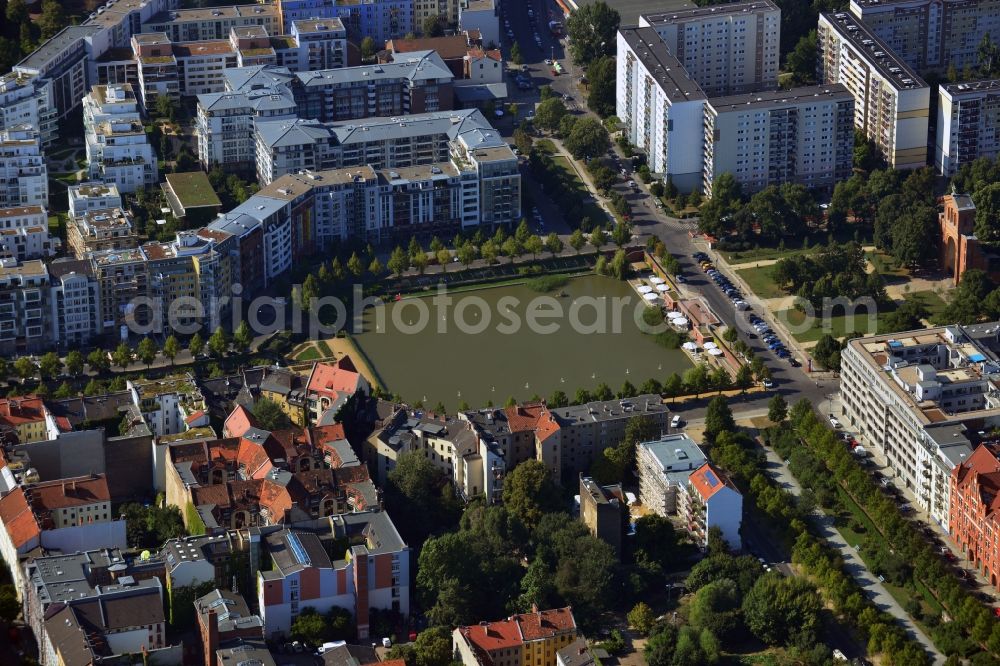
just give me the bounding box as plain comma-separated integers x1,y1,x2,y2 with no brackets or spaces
762,378,775,389
544,59,553,65
670,414,682,428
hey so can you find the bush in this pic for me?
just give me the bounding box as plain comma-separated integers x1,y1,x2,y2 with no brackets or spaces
526,275,569,292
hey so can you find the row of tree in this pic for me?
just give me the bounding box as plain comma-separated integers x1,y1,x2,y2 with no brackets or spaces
0,0,69,73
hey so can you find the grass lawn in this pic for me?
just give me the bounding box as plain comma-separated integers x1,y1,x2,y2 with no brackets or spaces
535,138,556,154
776,307,890,343
549,155,609,224
719,245,810,264
865,250,909,278
735,265,787,300
316,340,334,357
904,290,950,325
295,346,321,361
52,172,79,185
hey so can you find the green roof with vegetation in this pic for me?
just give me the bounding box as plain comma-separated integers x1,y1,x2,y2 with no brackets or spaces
164,171,223,209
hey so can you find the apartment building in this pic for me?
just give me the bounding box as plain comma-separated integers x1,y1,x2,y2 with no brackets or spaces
83,84,158,193
949,442,1000,590
638,0,780,96
453,607,579,666
0,207,58,261
616,27,707,191
682,462,742,550
0,259,51,354
196,87,298,171
817,11,930,170
579,476,625,555
0,126,48,208
936,79,1000,176
294,51,455,123
703,85,855,196
849,0,1000,71
48,259,102,349
143,4,279,42
289,19,348,70
0,73,56,145
196,589,265,666
89,247,149,330
257,515,410,639
13,26,100,120
459,0,499,48
636,433,708,515
131,32,180,111
273,0,414,41
171,40,239,97
68,182,123,218
254,119,340,185
839,323,1000,527
68,206,139,258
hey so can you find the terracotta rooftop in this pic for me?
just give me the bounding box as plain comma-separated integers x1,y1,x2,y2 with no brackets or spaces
0,486,40,549
513,606,576,640
0,396,48,427
307,357,363,398
688,463,737,501
31,474,111,511
387,35,469,59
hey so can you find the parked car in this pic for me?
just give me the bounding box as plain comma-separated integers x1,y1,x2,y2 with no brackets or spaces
829,416,841,428
671,414,682,428
762,378,775,389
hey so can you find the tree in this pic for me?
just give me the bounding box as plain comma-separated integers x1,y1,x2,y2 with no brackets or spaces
291,607,332,645
704,396,735,441
347,251,364,277
0,584,19,623
973,182,1000,242
481,240,500,264
566,0,620,67
457,243,478,268
412,251,429,274
422,14,444,37
188,332,204,358
369,257,384,277
534,98,568,132
785,30,817,86
768,394,788,423
547,390,569,407
611,221,631,247
87,349,109,373
12,357,33,381
154,93,176,123
65,350,84,377
501,460,561,530
586,55,616,117
112,342,133,370
233,321,253,353
160,334,179,363
360,36,376,60
522,234,542,260
510,41,523,65
208,326,229,357
513,127,533,155
688,578,743,641
388,245,410,277
980,33,1000,76
435,248,451,270
627,602,655,635
544,233,563,257
39,351,62,380
564,117,610,159
742,574,822,647
569,228,586,253
137,337,157,368
6,0,27,24
38,0,67,40
590,225,606,248
252,397,292,430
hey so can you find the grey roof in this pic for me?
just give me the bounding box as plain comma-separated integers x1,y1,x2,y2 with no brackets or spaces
296,50,452,88
217,640,276,666
322,644,379,666
224,65,295,93
641,0,778,24
326,438,361,467
208,212,264,238
619,26,706,102
28,549,122,605
267,529,334,574
16,26,101,74
638,433,707,480
453,82,509,102
198,88,296,114
942,79,1000,97
330,108,489,145
550,394,668,425
331,510,407,555
256,118,337,149
195,589,263,634
708,84,853,112
820,12,926,90
558,638,607,666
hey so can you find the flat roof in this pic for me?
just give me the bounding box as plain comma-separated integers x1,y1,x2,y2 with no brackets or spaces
575,0,694,25
641,0,778,23
16,26,100,73
709,84,853,112
942,78,1000,97
618,26,706,102
146,4,276,23
164,171,223,209
820,12,926,90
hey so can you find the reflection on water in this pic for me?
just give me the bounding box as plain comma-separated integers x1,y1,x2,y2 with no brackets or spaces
352,275,693,410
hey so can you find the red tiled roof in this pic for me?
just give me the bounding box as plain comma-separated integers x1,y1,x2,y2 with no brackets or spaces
503,404,546,434
307,357,363,399
0,487,41,549
236,439,274,479
462,619,522,652
688,463,736,501
954,444,1000,517
224,404,258,438
185,410,206,425
513,606,576,640
387,35,469,59
0,396,47,427
535,411,561,442
31,475,111,511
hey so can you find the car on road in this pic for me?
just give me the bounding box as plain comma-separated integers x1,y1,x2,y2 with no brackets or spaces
762,378,775,389
675,274,687,283
829,416,841,428
544,59,552,65
671,414,682,428
628,180,637,188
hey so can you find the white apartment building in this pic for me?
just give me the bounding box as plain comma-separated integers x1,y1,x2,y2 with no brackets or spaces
0,206,58,262
83,84,158,193
458,0,499,48
682,463,743,550
838,323,1000,527
638,0,781,96
936,79,1000,176
616,26,707,192
142,4,279,42
703,85,855,196
636,433,708,515
254,119,339,185
0,73,56,145
0,126,48,208
849,0,1000,71
289,19,348,71
68,182,123,218
196,88,298,170
818,11,930,170
48,258,101,349
0,259,51,354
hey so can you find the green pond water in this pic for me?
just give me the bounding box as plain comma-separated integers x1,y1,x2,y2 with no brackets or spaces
352,274,693,410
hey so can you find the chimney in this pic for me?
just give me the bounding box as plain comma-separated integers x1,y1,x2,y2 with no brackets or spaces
205,608,219,666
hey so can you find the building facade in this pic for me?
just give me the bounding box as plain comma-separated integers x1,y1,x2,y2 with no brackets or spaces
703,85,855,196
0,126,48,208
936,79,1000,176
83,84,158,193
818,11,930,170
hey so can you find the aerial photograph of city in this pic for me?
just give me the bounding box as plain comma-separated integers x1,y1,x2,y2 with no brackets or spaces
6,0,1000,663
